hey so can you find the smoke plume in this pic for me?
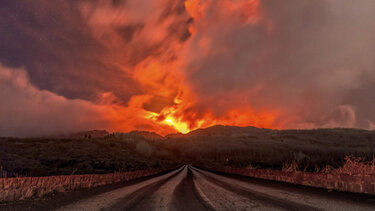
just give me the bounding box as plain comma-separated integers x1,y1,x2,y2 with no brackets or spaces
1,0,375,136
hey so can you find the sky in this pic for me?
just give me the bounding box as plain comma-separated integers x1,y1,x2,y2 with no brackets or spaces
1,0,375,137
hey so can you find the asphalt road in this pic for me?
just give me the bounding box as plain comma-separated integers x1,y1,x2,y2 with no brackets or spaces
2,165,375,211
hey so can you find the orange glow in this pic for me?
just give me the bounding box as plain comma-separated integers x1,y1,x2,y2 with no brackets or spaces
104,0,275,135
124,56,279,135
185,0,261,27
223,0,261,24
184,0,206,35
185,0,204,21
129,56,278,134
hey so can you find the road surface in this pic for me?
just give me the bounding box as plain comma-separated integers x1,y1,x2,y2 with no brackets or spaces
2,165,375,210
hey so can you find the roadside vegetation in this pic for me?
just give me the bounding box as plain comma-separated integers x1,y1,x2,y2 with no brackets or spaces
0,168,169,201
1,125,375,177
162,126,375,174
0,132,175,177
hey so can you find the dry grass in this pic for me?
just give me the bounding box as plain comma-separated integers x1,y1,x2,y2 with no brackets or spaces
212,164,375,195
282,161,299,172
1,166,7,178
0,168,169,202
332,156,375,175
281,156,375,176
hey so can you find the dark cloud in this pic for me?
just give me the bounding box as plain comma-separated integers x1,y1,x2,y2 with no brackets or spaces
116,24,144,43
0,0,190,104
0,0,143,103
0,0,192,136
0,64,111,137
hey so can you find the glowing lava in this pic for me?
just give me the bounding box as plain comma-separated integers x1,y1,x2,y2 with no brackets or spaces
115,0,275,135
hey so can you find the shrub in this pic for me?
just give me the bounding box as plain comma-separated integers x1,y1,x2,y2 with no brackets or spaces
282,161,299,172
0,168,169,201
334,156,375,175
1,166,7,178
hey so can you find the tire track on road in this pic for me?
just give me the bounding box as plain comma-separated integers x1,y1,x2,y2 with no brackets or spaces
56,166,184,211
171,167,213,211
193,166,375,211
108,166,185,210
191,167,322,211
191,167,279,210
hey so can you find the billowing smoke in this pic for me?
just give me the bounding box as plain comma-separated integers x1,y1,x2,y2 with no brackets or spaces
0,64,110,137
1,0,375,136
181,0,375,129
0,64,183,137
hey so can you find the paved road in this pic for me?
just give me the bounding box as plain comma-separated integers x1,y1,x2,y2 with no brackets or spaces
2,165,375,210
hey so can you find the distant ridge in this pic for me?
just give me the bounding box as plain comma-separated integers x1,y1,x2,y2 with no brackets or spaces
166,125,273,138
60,125,372,140
189,125,272,136
170,125,373,138
127,131,165,140
69,130,109,139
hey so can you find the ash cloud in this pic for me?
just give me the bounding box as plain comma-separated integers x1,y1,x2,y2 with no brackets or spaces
0,0,191,136
0,0,139,102
182,0,375,129
0,0,189,104
0,64,111,137
0,63,179,137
